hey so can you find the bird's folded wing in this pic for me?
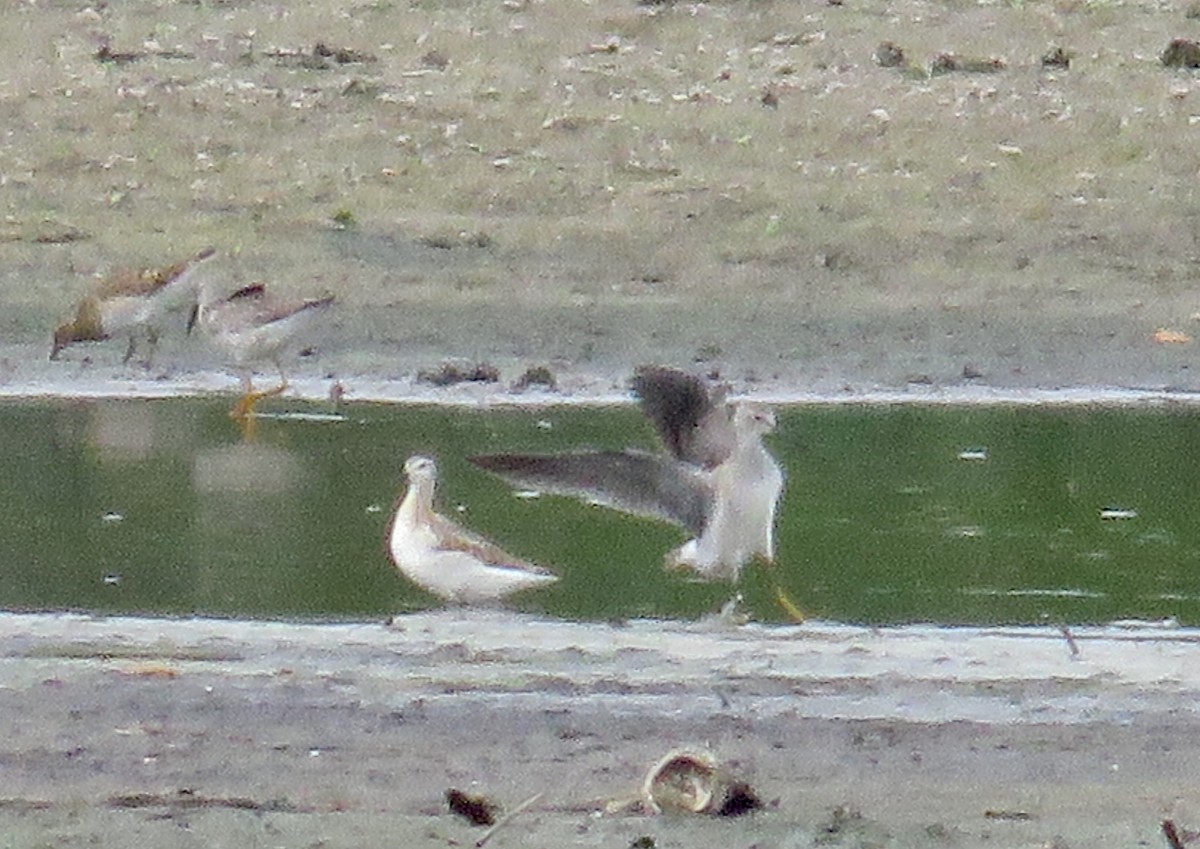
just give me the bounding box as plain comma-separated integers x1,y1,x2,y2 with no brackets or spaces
262,295,335,325
426,512,550,574
470,449,712,536
95,267,166,299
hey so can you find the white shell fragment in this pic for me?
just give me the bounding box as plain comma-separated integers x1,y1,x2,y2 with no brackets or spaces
642,747,720,814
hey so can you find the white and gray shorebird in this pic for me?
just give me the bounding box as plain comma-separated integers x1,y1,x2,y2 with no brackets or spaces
470,366,785,582
188,282,334,421
387,455,559,604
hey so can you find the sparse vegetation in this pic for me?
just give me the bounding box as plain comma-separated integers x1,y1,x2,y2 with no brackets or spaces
4,0,1199,382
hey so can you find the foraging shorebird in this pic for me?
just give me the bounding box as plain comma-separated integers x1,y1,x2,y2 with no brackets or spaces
50,246,217,365
471,366,784,582
188,283,334,421
387,455,559,604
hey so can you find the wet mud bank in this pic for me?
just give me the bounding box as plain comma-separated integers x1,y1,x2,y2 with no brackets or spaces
2,611,1197,847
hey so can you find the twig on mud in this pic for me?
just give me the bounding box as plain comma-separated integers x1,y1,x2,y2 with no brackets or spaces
1162,819,1185,849
475,791,544,848
1058,625,1081,659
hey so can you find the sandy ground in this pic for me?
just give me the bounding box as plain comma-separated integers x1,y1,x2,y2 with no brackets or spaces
6,0,1200,402
1,611,1198,848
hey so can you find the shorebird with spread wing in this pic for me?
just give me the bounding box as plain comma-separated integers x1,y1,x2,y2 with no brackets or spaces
50,246,216,366
387,455,559,604
471,366,785,583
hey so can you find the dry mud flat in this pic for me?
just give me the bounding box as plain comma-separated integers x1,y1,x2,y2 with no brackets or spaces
1,611,1198,848
7,0,1200,396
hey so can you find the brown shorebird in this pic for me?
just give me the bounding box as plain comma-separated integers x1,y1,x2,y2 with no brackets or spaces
50,246,216,365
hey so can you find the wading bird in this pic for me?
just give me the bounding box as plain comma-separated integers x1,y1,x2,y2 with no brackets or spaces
387,455,559,604
188,282,334,422
471,366,784,582
51,246,217,365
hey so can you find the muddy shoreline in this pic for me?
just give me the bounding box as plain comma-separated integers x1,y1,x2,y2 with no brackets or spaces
2,611,1197,847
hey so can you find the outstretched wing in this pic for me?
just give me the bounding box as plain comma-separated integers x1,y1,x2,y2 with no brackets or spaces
470,449,712,535
631,366,734,469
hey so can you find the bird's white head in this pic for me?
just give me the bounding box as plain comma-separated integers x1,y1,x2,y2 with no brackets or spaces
404,455,438,481
733,403,776,437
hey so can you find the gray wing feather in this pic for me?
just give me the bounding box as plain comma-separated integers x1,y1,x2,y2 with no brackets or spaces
631,366,734,468
470,449,712,535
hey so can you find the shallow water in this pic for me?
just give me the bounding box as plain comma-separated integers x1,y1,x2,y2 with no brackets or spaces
2,397,1198,625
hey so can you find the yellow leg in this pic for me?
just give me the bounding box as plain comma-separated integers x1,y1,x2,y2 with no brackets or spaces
774,584,807,624
238,406,259,442
230,372,289,441
750,555,807,624
228,374,288,421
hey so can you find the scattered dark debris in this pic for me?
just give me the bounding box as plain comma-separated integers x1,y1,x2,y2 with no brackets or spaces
421,233,459,250
924,822,954,840
543,114,589,131
874,41,906,68
1162,38,1200,68
95,43,196,64
446,788,499,826
417,361,501,387
817,805,867,840
419,231,494,250
107,790,297,812
262,48,331,70
331,209,357,229
95,44,143,65
630,838,656,849
817,248,854,271
342,78,384,97
760,88,779,108
961,364,983,380
421,49,450,70
930,53,1006,75
693,343,723,363
265,42,377,70
512,365,557,391
983,809,1034,821
315,41,376,64
32,224,91,244
1041,45,1071,69
715,781,762,817
0,799,53,812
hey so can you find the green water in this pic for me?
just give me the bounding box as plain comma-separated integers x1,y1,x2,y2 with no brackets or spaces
1,398,1198,625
